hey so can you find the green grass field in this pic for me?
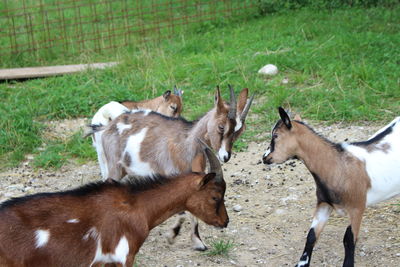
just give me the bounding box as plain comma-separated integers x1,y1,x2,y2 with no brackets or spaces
0,6,399,169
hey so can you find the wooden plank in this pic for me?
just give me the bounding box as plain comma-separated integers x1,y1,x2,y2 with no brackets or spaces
0,62,119,80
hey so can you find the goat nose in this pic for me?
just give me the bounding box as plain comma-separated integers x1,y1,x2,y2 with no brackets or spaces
262,156,272,165
224,218,229,228
223,152,231,162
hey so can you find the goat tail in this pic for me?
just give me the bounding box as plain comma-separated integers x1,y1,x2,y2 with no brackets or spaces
83,124,105,138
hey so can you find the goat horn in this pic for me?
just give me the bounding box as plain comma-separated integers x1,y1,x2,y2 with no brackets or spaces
173,85,182,96
228,84,237,120
197,138,223,182
240,92,255,122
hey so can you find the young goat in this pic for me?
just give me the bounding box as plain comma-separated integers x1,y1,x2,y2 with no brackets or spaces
262,107,400,267
91,88,183,127
89,85,253,250
0,141,228,267
120,87,183,118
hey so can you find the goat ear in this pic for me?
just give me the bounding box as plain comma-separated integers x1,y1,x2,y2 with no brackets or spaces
199,173,216,188
214,86,225,113
278,107,292,129
294,114,302,121
237,88,248,114
163,90,171,100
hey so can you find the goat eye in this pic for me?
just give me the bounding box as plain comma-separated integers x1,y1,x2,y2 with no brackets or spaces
212,197,219,202
170,105,176,111
218,125,224,133
272,133,278,139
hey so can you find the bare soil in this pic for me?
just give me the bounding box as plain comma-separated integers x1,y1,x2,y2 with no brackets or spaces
1,119,399,267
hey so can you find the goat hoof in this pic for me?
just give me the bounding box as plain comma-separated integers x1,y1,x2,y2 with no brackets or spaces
194,245,208,251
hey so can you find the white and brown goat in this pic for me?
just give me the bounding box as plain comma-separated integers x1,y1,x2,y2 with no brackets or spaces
0,141,228,267
89,85,253,250
90,88,183,178
262,107,400,267
91,87,183,127
120,86,183,118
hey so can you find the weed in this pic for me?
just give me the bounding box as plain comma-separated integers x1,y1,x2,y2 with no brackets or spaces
33,143,66,169
205,239,236,257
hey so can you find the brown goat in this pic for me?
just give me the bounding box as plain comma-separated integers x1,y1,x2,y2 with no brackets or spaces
263,107,400,267
0,142,228,267
120,87,183,118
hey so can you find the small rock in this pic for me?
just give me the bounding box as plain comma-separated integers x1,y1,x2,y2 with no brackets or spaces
258,64,278,76
233,204,242,212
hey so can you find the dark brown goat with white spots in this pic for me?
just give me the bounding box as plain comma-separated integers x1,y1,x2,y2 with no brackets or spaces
263,107,400,267
0,142,228,267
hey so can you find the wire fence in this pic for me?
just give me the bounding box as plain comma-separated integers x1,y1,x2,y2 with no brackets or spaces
0,0,258,66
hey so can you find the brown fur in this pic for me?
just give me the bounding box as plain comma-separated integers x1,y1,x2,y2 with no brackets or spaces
265,120,371,213
120,90,182,118
263,110,373,266
0,173,227,266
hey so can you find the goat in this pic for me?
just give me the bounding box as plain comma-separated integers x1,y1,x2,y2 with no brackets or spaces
262,107,400,267
91,88,183,127
120,87,183,118
0,141,228,267
89,85,253,250
89,88,183,178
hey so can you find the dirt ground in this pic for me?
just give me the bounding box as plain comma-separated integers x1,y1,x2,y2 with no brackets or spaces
0,119,399,267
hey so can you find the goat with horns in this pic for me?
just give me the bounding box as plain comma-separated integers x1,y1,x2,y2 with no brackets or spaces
88,85,253,250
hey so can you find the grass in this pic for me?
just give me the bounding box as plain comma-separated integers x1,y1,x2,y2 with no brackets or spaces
0,6,399,168
32,131,96,169
204,239,236,257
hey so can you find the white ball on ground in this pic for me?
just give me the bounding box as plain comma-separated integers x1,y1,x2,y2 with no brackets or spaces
258,64,278,76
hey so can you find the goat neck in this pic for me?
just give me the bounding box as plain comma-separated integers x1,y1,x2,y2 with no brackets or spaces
294,122,343,177
186,110,215,151
136,175,201,229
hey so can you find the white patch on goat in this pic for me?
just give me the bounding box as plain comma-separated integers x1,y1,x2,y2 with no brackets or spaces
310,205,331,229
263,148,271,158
94,130,109,180
90,235,129,266
234,116,243,132
83,227,99,241
141,109,151,116
123,128,155,177
343,117,400,206
218,141,229,162
116,122,132,135
35,229,50,248
190,216,207,251
91,101,129,126
130,109,151,116
67,218,79,223
296,254,309,267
